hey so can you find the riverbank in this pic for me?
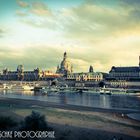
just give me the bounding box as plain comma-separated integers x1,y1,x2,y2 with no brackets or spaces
0,97,140,139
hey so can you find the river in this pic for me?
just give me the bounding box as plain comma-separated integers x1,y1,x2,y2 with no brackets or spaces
0,90,140,110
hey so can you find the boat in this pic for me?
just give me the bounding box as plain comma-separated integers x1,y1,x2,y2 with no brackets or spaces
100,89,112,95
59,88,78,94
41,86,60,94
33,86,45,92
49,87,59,92
11,84,34,91
0,83,12,90
81,89,99,94
105,90,112,95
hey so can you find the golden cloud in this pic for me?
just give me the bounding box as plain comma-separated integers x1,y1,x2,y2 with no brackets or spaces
17,0,29,8
16,10,28,17
2,0,140,72
0,28,8,38
30,2,52,16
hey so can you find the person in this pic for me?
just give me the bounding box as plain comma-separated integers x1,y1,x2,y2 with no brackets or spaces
112,136,117,140
121,113,124,117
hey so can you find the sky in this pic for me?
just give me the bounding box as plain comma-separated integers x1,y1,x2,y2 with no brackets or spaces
0,0,140,72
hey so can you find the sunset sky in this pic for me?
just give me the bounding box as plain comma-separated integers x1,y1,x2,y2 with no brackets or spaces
0,0,140,72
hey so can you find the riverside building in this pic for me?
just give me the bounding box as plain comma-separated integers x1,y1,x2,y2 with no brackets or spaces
55,52,105,87
67,71,103,82
106,56,140,88
66,66,105,87
0,65,60,81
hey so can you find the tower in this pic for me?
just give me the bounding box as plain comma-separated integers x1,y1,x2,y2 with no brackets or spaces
139,56,140,67
64,52,67,60
56,65,60,73
89,65,94,73
17,65,24,80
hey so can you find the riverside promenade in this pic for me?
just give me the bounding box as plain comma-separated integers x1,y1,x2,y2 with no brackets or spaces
0,97,140,140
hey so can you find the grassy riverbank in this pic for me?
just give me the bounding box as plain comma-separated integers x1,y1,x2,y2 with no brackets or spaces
0,99,140,140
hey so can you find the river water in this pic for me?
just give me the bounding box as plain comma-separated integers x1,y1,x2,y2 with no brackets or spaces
0,90,140,110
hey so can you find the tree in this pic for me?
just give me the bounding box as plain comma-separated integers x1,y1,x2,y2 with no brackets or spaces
98,81,105,88
0,116,18,130
21,111,52,131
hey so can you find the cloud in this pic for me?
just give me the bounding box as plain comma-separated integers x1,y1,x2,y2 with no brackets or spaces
0,43,105,72
17,0,29,8
119,0,140,22
0,44,63,71
0,29,4,37
71,58,90,72
30,2,52,16
1,0,140,72
0,28,7,37
0,46,24,70
121,0,140,5
16,0,140,36
62,2,140,40
20,17,58,29
0,36,140,72
17,1,52,17
16,10,28,17
16,1,54,28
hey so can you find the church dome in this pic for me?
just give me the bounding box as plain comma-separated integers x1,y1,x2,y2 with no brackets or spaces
56,52,73,75
61,59,71,69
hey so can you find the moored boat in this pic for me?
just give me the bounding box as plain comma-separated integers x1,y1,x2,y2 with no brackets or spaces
58,87,78,93
100,89,112,95
0,83,12,90
41,86,60,94
11,84,34,91
33,86,45,92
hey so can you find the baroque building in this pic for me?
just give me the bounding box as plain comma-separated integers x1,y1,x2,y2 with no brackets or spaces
106,56,140,88
67,66,103,82
107,56,140,81
67,72,103,82
107,66,140,81
56,52,73,76
0,65,60,81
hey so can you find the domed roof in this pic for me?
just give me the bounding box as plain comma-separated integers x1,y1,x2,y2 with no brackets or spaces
61,58,71,66
57,52,73,75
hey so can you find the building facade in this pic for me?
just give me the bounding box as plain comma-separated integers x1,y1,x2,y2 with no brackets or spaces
66,65,103,82
107,66,140,81
106,56,140,88
0,65,61,81
67,72,103,82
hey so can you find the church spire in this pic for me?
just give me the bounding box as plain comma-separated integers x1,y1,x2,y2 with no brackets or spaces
64,52,67,60
139,56,140,67
89,65,94,73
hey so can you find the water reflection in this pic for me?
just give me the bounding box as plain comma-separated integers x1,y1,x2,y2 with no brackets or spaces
99,95,110,108
2,90,34,95
0,90,140,110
